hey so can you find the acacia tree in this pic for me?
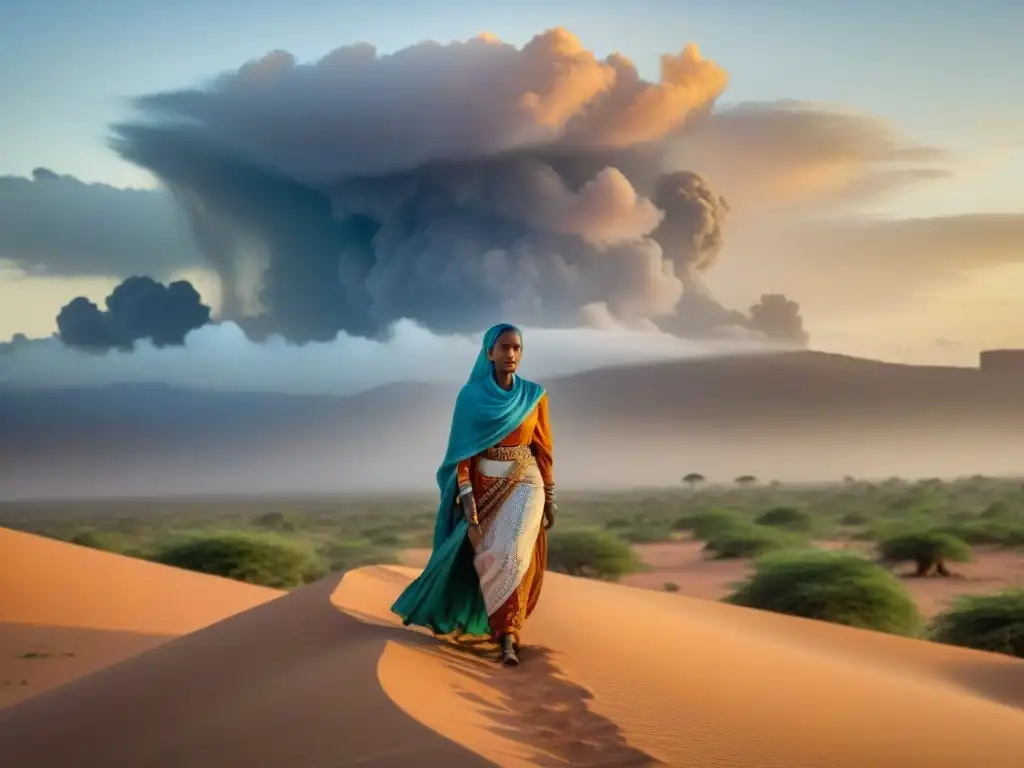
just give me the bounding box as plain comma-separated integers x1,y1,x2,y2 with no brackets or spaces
877,531,973,578
735,475,758,487
682,472,706,492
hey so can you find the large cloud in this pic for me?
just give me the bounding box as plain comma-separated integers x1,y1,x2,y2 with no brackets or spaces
0,168,198,278
5,33,975,354
2,100,948,288
107,28,812,345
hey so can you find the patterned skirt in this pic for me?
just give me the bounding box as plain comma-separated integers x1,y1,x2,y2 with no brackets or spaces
471,448,547,644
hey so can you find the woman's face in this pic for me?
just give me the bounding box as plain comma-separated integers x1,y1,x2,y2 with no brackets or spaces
488,329,522,375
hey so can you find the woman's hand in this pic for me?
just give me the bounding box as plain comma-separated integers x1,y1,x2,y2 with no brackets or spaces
543,484,557,530
467,521,484,550
543,499,556,530
461,491,483,549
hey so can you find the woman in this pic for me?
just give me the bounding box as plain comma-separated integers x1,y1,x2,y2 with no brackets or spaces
391,323,556,666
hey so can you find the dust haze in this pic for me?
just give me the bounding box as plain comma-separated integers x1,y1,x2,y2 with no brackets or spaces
3,353,1022,501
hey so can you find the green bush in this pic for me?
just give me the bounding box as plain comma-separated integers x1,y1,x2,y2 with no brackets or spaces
547,528,639,581
930,589,1024,658
604,516,632,530
70,530,132,555
619,523,674,544
726,549,922,636
703,523,804,560
854,518,925,542
937,520,1024,547
945,510,978,523
839,511,872,527
755,506,813,532
153,532,326,588
877,530,973,577
253,511,297,532
318,538,398,572
674,508,746,540
980,501,1013,520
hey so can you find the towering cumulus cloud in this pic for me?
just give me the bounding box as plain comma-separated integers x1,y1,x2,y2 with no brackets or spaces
108,28,806,345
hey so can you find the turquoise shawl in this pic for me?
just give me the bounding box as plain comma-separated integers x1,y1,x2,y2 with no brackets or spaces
390,323,545,636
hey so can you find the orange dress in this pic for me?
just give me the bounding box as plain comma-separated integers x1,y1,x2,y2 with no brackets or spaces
455,392,554,643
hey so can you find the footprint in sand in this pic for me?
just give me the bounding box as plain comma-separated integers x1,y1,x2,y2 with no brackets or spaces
479,648,665,767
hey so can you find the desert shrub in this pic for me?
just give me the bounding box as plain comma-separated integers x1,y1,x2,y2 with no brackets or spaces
980,501,1013,520
853,518,923,542
153,533,326,588
726,549,922,636
318,538,398,572
703,523,804,560
936,520,1024,547
253,511,297,532
111,517,145,534
546,528,639,581
619,523,674,544
70,530,131,555
371,532,403,547
945,510,978,523
663,581,680,592
755,506,813,532
674,508,746,540
877,530,973,577
839,510,872,527
359,522,409,547
930,589,1024,658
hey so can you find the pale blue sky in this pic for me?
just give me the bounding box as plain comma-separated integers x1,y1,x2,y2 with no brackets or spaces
3,0,1022,213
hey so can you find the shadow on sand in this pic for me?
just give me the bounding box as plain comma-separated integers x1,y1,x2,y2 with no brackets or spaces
355,615,665,768
939,657,1024,712
0,574,498,768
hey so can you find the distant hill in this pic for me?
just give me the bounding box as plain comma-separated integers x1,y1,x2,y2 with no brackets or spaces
2,351,1022,499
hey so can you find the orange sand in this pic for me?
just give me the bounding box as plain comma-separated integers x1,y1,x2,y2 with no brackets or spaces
0,526,282,708
1,536,1023,767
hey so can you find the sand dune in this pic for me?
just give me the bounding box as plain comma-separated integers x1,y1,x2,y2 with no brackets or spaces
2,553,1023,767
0,527,282,708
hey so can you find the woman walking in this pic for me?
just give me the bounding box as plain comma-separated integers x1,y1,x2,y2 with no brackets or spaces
391,323,556,666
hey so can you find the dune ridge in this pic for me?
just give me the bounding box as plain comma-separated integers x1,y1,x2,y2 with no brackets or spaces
1,538,1022,767
0,526,282,708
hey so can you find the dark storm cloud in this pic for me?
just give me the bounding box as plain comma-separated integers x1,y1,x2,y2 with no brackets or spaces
56,276,211,352
748,293,809,345
0,168,199,278
108,27,809,345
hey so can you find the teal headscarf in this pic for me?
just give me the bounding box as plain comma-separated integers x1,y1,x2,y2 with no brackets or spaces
390,323,545,636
